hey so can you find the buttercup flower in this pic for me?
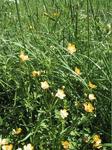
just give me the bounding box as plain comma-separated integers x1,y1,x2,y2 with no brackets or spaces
83,102,94,112
88,81,97,89
23,143,34,150
55,89,66,99
32,71,41,77
88,94,96,100
92,134,102,149
41,81,49,90
2,144,13,150
74,67,81,75
67,43,76,54
12,128,22,135
19,51,29,62
61,141,70,149
60,109,68,119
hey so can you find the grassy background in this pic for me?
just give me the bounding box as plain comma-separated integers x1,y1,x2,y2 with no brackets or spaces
0,0,112,149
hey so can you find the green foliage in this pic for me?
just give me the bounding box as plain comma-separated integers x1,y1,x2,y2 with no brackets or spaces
0,0,111,149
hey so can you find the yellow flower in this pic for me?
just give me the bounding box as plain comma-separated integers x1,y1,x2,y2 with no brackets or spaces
23,143,34,150
61,141,70,149
55,89,66,99
0,138,8,145
83,102,94,112
74,67,81,75
52,12,60,17
67,43,76,54
60,109,68,119
32,71,41,77
88,94,96,100
12,128,22,135
41,81,49,90
2,144,13,150
19,51,29,62
88,81,97,89
93,135,102,149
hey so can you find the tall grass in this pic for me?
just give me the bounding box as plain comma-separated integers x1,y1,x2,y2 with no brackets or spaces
0,0,111,149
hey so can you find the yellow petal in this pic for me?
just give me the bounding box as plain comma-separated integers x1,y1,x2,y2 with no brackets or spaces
62,141,70,149
88,81,97,89
19,51,29,62
83,102,94,112
2,144,13,150
67,43,76,54
74,67,81,75
12,128,22,135
32,71,41,77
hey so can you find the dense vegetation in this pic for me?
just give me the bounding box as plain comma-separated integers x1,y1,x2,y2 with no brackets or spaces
0,0,111,149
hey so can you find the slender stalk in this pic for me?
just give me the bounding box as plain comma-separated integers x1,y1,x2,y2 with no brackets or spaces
15,0,25,48
87,0,90,70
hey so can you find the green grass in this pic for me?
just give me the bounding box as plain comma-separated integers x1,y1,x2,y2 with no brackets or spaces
0,0,112,149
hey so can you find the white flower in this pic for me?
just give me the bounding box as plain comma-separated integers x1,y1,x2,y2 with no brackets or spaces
0,138,8,145
55,89,66,99
23,143,34,150
60,109,68,119
16,148,22,150
88,94,96,100
41,81,49,90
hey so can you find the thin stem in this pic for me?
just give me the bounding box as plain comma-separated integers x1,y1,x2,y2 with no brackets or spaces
15,0,25,48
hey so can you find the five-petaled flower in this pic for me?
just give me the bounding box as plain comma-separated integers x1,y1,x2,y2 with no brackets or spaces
55,89,66,99
61,141,70,149
92,134,102,149
67,43,76,54
19,51,29,62
60,109,68,119
83,102,94,112
23,143,34,150
41,81,49,90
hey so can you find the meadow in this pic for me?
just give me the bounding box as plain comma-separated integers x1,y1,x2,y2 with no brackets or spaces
0,0,112,149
